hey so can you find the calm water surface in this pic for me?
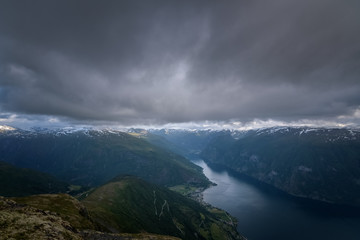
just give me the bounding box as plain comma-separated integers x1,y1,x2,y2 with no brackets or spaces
193,159,360,240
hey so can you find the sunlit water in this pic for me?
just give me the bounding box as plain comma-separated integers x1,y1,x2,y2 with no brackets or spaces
193,159,360,240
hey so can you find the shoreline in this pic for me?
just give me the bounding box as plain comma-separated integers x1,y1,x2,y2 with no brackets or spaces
201,159,360,215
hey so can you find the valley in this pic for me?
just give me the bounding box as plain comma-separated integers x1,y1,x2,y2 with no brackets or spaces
0,126,244,240
1,125,360,239
200,127,360,207
193,159,360,240
2,1,358,239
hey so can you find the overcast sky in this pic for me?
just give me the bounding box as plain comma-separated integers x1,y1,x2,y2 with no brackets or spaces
0,0,360,129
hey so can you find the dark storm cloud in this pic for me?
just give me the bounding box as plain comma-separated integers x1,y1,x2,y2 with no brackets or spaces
0,0,359,125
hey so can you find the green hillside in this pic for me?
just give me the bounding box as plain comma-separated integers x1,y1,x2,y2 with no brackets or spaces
82,175,244,240
0,161,69,197
2,177,244,240
0,129,210,188
0,195,180,240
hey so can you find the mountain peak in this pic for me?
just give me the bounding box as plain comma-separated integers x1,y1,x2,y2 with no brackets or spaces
0,125,16,131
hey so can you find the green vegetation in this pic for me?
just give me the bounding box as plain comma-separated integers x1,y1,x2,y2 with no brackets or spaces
0,130,210,188
169,184,199,196
13,194,98,231
0,176,244,240
0,161,69,197
82,175,244,240
80,231,181,240
0,129,245,239
0,196,82,240
0,195,182,240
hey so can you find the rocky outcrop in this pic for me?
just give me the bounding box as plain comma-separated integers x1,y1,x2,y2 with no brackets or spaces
0,196,81,240
0,195,183,240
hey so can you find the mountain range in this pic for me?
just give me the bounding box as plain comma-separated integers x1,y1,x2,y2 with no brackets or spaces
200,127,360,206
2,125,360,239
121,127,360,207
0,127,209,188
0,126,244,240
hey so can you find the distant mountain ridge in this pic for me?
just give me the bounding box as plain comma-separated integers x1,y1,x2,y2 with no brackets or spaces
146,129,240,158
201,127,360,206
0,126,210,188
3,124,359,207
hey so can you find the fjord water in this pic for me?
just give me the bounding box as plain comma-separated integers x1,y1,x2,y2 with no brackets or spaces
193,160,360,240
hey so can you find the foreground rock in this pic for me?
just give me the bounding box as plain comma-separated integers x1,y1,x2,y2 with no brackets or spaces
0,196,181,240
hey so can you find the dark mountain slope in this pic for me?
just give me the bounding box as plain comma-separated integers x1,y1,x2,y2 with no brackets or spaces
201,127,360,206
0,160,69,197
0,128,210,187
128,129,188,157
148,129,235,158
82,175,244,240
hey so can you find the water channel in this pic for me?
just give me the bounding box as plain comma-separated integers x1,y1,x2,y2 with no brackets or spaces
193,159,360,240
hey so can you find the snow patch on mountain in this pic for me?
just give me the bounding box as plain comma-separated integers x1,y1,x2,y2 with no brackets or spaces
0,125,16,131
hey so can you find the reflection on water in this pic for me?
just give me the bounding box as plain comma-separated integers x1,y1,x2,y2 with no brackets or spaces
193,159,360,240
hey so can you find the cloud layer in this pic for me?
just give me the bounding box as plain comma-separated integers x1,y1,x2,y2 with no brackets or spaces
1,0,359,126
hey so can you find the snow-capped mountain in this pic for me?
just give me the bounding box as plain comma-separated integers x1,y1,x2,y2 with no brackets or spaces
252,126,360,142
0,126,210,188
